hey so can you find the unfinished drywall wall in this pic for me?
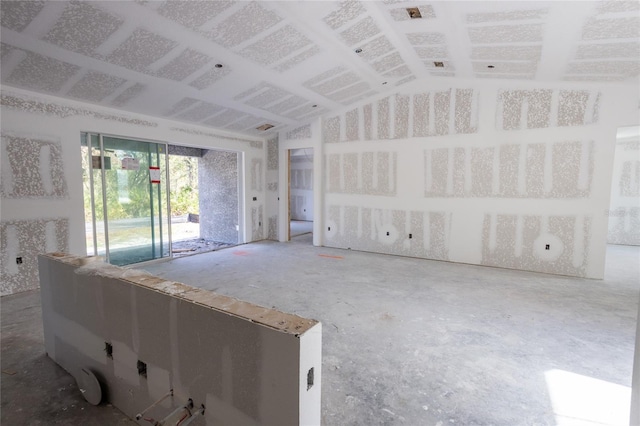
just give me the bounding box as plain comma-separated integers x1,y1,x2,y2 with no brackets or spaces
290,150,314,221
199,150,239,244
1,219,69,295
321,79,638,278
607,126,640,246
266,135,279,240
632,291,640,425
0,87,266,295
38,253,322,425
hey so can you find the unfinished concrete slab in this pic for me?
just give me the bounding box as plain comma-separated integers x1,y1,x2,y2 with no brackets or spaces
2,241,637,425
143,237,638,425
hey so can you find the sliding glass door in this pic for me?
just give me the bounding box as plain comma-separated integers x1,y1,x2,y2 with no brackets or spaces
82,133,170,266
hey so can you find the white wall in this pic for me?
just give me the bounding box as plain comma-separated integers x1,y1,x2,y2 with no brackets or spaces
0,87,267,295
312,77,638,279
290,149,314,222
607,126,640,246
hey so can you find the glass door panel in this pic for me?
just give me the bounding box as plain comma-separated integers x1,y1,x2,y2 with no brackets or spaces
81,133,170,266
102,136,168,266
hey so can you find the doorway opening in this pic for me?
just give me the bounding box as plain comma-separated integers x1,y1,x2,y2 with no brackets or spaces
607,125,640,247
289,148,314,241
81,134,240,266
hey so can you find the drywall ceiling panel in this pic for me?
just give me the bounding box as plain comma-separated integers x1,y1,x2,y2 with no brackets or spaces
206,1,282,48
66,71,126,102
175,102,224,122
105,28,177,72
156,0,235,30
575,42,640,60
1,1,638,137
203,108,247,128
111,83,146,107
239,25,313,66
189,65,231,90
165,97,199,116
0,0,46,32
5,51,80,93
154,49,211,81
43,1,123,55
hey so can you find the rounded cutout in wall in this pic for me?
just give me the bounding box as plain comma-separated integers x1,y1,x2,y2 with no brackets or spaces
533,234,564,261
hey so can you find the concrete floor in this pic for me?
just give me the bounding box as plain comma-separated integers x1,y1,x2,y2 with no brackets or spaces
290,219,313,237
2,237,638,425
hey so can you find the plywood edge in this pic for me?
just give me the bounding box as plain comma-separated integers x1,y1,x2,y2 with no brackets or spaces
40,253,319,335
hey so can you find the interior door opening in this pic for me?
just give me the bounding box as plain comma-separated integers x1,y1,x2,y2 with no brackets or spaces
82,134,241,265
289,148,314,242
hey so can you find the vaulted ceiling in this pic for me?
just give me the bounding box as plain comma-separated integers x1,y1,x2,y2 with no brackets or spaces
1,1,638,137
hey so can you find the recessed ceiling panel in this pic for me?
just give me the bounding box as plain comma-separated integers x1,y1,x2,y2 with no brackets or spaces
575,42,640,59
327,81,371,103
372,52,405,73
596,1,640,14
111,83,146,107
43,1,124,55
106,28,178,72
582,17,640,40
67,71,126,102
310,72,361,96
176,102,224,122
0,0,45,32
166,97,199,116
414,46,448,60
468,24,544,44
1,42,13,59
244,84,291,108
156,0,235,29
358,35,395,61
203,109,246,127
466,9,547,24
6,51,80,93
324,1,365,30
339,17,381,46
566,61,640,75
384,65,412,78
208,1,282,48
155,49,211,81
471,45,542,61
266,95,308,115
273,46,321,73
407,32,446,45
239,25,313,66
189,65,231,90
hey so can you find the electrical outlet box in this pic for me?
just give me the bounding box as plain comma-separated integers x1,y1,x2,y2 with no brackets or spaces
16,257,22,265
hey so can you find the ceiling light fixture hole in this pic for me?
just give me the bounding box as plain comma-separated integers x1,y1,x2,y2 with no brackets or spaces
434,61,444,68
215,63,223,68
312,104,318,108
256,124,274,131
487,65,495,69
355,48,362,54
382,81,388,85
406,7,422,19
